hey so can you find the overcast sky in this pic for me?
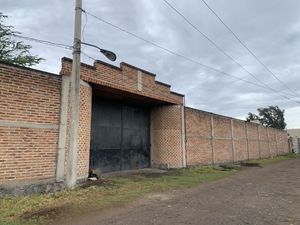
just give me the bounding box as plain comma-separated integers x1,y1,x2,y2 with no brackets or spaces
2,0,300,128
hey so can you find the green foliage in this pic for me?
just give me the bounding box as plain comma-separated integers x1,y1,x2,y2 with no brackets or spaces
0,12,43,67
246,105,286,129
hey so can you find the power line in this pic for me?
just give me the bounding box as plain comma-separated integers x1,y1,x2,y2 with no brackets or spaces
10,20,300,104
84,11,265,88
200,0,300,98
162,0,299,99
12,34,72,50
83,10,300,105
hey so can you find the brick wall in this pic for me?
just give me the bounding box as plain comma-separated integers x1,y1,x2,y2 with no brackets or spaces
185,109,213,164
77,82,92,179
247,122,260,159
0,63,61,183
151,105,184,168
60,58,183,105
185,107,290,166
62,81,92,181
0,59,291,187
233,120,248,161
213,116,233,163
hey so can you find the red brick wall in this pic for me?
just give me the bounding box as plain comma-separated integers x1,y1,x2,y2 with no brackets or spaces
185,107,289,166
60,58,183,105
0,63,61,183
151,105,184,168
233,120,248,161
185,108,212,165
268,128,277,157
213,116,233,163
77,83,92,178
247,123,260,159
0,59,291,186
63,82,92,180
258,126,270,158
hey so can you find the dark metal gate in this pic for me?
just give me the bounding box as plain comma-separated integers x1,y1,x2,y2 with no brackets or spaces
90,98,150,173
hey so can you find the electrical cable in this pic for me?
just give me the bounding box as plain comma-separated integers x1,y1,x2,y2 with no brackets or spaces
10,20,300,105
83,10,300,105
162,0,299,99
12,34,72,50
199,0,300,98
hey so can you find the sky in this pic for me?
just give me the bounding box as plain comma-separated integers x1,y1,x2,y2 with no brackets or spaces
2,0,300,128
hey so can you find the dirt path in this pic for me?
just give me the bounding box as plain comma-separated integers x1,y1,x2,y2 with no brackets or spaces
63,158,300,225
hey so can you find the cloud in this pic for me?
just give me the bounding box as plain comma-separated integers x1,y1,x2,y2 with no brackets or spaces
2,0,300,128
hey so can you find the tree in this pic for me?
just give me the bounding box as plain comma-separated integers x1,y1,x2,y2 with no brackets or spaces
246,106,286,130
0,12,43,66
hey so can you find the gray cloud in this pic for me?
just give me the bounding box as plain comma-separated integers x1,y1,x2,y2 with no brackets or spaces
2,0,300,128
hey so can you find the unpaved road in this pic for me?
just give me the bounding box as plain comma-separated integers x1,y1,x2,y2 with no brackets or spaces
63,157,300,225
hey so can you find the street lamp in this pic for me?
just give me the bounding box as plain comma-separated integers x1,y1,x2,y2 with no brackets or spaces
80,42,116,61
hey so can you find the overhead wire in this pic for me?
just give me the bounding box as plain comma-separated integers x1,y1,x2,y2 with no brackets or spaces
199,0,300,98
11,34,181,102
161,0,299,99
10,17,300,105
12,34,72,50
82,10,300,105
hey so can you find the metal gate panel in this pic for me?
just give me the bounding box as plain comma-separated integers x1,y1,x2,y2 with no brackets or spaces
90,98,150,173
121,105,150,170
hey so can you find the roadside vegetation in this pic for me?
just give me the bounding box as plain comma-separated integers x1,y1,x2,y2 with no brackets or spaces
0,153,298,225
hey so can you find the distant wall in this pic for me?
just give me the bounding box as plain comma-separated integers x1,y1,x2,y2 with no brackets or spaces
185,107,290,165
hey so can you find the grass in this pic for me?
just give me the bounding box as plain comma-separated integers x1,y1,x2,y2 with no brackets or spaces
0,153,298,225
247,153,299,166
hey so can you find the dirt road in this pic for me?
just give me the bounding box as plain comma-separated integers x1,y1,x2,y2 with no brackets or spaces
64,157,300,225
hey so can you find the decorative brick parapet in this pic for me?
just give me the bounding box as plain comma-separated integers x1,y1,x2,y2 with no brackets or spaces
60,57,184,105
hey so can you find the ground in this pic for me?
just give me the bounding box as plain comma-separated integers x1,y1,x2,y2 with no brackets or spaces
60,156,300,225
1,155,299,225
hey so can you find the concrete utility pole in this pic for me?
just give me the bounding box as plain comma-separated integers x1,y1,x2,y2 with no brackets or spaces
66,0,82,188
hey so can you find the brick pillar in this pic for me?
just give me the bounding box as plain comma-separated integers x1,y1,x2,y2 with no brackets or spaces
76,80,92,180
150,105,184,168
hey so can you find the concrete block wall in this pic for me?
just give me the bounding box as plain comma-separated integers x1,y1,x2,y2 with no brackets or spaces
0,63,61,183
185,107,290,166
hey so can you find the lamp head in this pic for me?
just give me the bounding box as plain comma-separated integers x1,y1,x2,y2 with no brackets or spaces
100,49,117,61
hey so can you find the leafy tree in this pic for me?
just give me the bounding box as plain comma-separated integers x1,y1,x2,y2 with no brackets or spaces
0,12,43,66
246,106,286,130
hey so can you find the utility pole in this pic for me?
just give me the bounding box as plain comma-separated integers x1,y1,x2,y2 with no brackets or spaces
66,0,82,188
